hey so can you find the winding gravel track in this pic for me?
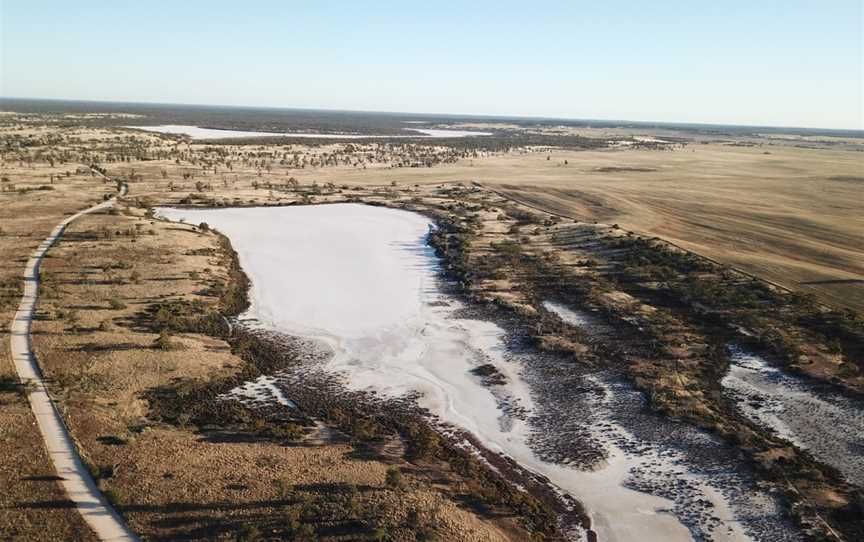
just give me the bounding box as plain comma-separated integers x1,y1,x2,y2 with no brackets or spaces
8,186,137,542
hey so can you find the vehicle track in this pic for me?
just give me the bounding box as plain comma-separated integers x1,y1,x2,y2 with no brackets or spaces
8,180,137,542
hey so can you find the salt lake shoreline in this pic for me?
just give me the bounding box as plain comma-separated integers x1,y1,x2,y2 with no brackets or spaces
152,201,834,542
125,124,493,140
151,219,576,539
155,204,588,538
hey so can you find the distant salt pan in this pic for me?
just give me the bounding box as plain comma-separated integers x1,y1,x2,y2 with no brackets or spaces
407,128,492,137
125,124,490,140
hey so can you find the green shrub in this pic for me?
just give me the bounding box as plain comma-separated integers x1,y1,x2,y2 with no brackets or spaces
385,466,403,489
153,329,180,351
235,524,260,542
102,488,124,507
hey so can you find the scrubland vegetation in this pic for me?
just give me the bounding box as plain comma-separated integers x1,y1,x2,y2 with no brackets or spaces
1,108,862,541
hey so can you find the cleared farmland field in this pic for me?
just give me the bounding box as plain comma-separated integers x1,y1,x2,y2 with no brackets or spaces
309,141,863,312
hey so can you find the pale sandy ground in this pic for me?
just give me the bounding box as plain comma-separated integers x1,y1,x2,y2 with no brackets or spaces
0,161,117,541
9,193,136,541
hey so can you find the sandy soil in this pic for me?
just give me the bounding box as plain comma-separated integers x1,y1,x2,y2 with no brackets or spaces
0,164,113,541
18,116,859,315
3,116,862,541
25,203,526,542
182,142,859,312
9,191,136,541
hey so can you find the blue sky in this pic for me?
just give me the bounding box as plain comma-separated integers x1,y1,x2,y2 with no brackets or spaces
1,1,862,129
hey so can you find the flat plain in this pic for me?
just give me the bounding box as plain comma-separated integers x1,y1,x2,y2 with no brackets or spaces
279,142,864,312
1,104,863,542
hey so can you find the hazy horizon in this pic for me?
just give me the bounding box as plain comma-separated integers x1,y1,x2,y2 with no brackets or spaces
1,1,862,130
3,95,864,134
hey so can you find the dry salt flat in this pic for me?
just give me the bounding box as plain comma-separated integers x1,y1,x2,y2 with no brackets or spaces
157,204,803,542
125,124,490,139
722,347,864,487
222,375,297,409
542,302,809,542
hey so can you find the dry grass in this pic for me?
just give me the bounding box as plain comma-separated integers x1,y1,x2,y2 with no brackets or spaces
87,130,862,311
242,142,861,312
0,169,107,541
473,144,864,312
0,364,98,542
28,206,527,542
3,118,861,540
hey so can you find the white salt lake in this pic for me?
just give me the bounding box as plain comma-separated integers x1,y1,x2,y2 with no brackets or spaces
157,203,802,542
126,124,491,139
